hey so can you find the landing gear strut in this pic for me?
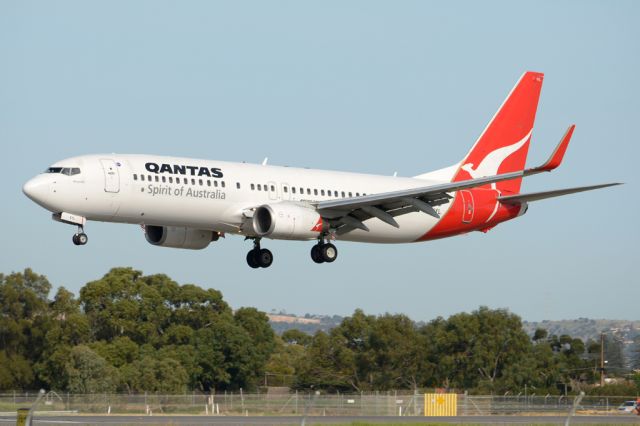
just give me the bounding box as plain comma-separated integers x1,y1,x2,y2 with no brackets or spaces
310,237,338,264
72,226,88,246
246,238,273,268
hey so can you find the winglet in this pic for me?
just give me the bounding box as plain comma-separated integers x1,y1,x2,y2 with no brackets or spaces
537,125,575,172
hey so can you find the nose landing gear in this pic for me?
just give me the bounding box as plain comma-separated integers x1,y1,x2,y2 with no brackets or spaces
72,226,88,246
246,238,273,268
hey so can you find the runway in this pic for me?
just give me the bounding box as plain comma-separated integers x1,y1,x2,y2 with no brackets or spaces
0,414,638,425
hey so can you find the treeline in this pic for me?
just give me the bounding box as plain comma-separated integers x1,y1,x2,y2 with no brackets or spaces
1,268,638,395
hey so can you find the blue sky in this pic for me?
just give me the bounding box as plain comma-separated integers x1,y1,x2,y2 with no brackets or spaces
1,1,637,321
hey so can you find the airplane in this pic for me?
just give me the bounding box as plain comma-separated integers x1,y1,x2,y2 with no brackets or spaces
22,71,620,268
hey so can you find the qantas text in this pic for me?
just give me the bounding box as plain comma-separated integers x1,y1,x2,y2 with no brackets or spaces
145,162,223,178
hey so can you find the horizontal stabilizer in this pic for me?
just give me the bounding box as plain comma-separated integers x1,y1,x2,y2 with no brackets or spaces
498,183,622,205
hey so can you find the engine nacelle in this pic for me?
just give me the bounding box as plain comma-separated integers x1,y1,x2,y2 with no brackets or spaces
145,225,218,250
253,202,326,240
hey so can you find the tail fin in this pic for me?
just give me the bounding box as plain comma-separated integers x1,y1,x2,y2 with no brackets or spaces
453,71,544,194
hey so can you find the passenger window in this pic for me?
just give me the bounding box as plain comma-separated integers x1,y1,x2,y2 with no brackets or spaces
356,192,360,197
270,185,275,191
257,184,262,191
320,190,325,196
283,186,288,193
307,188,311,195
133,174,138,181
264,184,268,191
140,175,145,181
199,179,203,186
148,175,153,181
191,178,195,185
222,181,226,188
314,189,318,196
348,192,352,197
155,176,159,182
334,191,338,197
207,180,211,187
236,182,241,189
169,177,173,183
162,176,166,183
300,188,304,194
341,191,345,197
251,183,255,190
292,187,296,194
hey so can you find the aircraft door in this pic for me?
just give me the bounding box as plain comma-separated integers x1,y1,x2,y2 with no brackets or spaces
268,181,278,201
100,159,120,193
460,190,474,223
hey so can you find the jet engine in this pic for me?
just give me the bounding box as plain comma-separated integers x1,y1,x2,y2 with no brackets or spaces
144,225,219,250
252,202,327,240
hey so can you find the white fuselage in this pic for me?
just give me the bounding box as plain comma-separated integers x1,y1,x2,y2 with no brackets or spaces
24,154,457,243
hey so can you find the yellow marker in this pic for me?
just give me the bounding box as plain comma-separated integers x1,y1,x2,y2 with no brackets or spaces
424,393,457,416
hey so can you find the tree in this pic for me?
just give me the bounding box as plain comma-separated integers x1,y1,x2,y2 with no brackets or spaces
234,307,277,386
420,306,532,392
65,345,118,393
282,329,312,346
533,328,548,342
119,356,188,393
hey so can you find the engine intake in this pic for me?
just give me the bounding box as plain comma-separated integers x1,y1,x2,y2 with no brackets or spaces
252,202,326,240
145,225,218,250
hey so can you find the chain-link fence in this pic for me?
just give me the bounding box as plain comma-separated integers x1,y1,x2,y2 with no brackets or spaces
0,391,635,416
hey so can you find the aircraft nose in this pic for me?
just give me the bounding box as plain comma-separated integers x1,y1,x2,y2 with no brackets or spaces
22,176,50,204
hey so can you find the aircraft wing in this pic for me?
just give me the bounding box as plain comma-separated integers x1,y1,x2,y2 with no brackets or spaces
315,125,600,233
497,183,621,205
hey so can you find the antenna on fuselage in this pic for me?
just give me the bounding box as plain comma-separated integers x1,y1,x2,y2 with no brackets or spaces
262,157,268,166
393,171,398,177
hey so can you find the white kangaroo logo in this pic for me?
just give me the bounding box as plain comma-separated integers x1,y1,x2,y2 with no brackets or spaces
461,129,532,189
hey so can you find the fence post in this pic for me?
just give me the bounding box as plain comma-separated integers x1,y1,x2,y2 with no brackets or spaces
564,391,584,426
24,389,45,426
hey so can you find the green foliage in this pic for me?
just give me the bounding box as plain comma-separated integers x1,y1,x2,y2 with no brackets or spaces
282,329,312,346
65,345,118,393
1,267,636,395
0,267,276,392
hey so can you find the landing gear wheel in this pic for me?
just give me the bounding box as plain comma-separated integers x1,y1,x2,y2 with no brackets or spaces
246,250,260,269
256,248,273,268
72,233,88,246
310,245,324,264
320,243,337,263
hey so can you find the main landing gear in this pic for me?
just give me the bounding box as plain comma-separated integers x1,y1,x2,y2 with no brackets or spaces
246,238,273,269
310,239,338,264
72,226,88,246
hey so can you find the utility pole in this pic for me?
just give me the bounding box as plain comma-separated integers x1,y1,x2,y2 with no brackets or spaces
599,333,605,387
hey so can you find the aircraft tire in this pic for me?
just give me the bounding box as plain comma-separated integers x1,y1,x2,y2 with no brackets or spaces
257,248,273,268
246,250,260,268
320,243,337,263
77,233,88,245
72,234,80,245
311,245,324,264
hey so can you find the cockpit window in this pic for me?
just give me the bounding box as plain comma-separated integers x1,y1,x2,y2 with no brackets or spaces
45,167,81,175
63,168,81,176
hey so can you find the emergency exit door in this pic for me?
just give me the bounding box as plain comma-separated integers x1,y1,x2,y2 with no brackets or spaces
460,190,474,223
